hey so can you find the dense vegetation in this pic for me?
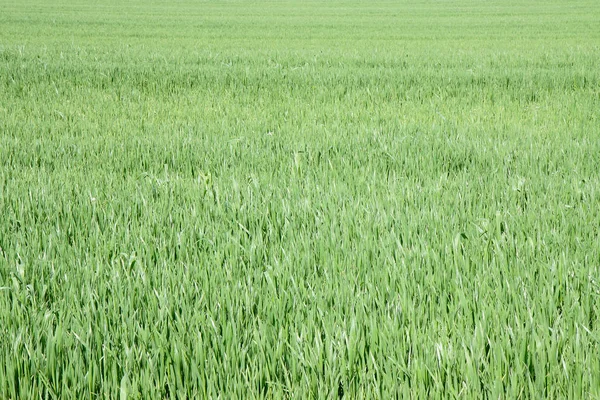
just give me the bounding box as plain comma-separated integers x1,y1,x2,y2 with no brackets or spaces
1,0,599,397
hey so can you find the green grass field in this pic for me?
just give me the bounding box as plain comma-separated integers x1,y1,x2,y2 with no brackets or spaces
1,0,600,397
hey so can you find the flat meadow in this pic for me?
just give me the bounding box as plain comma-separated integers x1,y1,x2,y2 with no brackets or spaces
1,0,600,397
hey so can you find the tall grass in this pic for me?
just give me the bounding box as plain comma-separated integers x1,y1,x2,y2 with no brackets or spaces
1,0,600,397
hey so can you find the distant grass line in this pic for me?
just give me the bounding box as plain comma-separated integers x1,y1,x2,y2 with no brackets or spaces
1,0,600,398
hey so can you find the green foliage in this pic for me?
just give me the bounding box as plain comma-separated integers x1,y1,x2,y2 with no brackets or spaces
1,0,600,397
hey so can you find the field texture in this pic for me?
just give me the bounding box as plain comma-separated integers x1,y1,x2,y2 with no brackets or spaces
1,0,600,397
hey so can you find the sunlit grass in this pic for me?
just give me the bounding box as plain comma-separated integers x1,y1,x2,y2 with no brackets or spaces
1,0,600,397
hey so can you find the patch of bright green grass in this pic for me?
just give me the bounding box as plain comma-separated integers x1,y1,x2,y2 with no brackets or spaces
1,0,600,397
